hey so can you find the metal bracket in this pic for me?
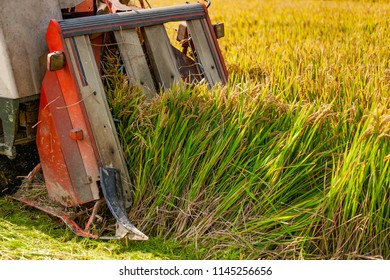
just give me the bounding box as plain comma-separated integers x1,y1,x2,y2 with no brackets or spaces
0,98,19,159
99,167,148,240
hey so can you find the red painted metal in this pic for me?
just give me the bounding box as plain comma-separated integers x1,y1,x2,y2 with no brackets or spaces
90,35,105,72
37,75,79,206
75,0,94,14
105,0,113,13
14,196,99,239
37,20,101,207
25,163,42,187
70,128,84,140
104,0,140,13
200,4,229,84
38,72,92,206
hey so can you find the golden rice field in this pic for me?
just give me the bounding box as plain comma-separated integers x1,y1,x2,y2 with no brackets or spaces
1,0,389,260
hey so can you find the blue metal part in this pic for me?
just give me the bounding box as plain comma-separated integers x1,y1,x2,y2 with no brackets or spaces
100,167,148,240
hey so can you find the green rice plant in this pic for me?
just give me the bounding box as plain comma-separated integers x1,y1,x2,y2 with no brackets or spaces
307,111,390,259
102,0,390,259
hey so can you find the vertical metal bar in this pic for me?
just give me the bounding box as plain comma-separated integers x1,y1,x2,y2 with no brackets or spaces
67,35,133,208
114,29,156,98
142,25,181,90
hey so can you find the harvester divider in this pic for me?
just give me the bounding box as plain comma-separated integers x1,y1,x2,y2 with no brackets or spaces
99,167,148,240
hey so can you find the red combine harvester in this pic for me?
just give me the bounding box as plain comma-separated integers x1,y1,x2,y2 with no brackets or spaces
0,0,227,240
